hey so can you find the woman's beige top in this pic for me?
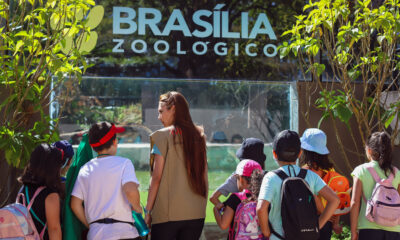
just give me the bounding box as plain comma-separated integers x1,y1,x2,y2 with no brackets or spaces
150,126,208,224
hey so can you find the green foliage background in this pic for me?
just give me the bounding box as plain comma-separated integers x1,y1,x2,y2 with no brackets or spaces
279,0,400,169
0,0,96,168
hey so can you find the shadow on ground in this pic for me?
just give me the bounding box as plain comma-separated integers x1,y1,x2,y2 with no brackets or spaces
200,223,228,240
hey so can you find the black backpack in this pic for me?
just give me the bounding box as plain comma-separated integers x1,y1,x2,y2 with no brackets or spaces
270,167,319,240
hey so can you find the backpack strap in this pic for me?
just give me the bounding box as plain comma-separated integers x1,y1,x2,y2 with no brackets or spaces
386,167,398,183
16,193,26,206
367,167,382,183
25,186,47,239
274,168,307,180
268,221,285,240
393,167,399,179
297,169,308,179
273,169,289,181
26,186,46,211
231,202,245,240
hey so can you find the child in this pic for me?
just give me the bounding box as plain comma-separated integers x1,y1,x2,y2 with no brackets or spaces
300,128,343,239
350,132,400,240
70,122,142,240
210,138,266,211
256,130,340,240
52,140,74,183
213,159,263,239
18,143,64,240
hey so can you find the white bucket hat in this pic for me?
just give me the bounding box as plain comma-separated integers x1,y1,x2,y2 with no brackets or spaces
300,128,330,155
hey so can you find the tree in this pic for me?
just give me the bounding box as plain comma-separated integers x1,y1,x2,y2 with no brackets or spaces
279,0,400,169
0,0,96,205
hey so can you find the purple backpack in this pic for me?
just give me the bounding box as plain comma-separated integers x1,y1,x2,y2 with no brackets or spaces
364,167,400,227
228,190,267,240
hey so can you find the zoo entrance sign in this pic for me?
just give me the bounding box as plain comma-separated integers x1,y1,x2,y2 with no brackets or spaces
112,4,278,57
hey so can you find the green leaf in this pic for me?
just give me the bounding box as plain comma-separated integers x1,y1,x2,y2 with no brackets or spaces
34,32,46,38
348,68,360,80
314,63,325,77
5,149,14,166
318,112,330,128
377,35,386,45
0,94,17,109
385,113,395,128
335,105,352,124
311,45,319,56
15,31,29,37
279,46,290,58
281,29,293,37
85,5,104,29
68,26,79,37
14,40,24,56
86,0,96,6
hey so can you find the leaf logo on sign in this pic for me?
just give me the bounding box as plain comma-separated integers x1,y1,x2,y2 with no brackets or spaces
50,5,104,54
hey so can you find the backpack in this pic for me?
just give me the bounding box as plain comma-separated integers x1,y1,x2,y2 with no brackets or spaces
270,167,319,240
364,166,400,227
228,190,266,240
227,190,266,240
321,169,351,216
0,186,46,239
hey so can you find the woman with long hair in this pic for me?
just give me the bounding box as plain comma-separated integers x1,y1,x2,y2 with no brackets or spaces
350,132,400,240
145,91,208,240
18,143,64,240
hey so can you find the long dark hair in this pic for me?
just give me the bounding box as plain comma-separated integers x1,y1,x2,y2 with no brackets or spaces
160,91,207,197
366,131,393,177
299,149,333,171
19,143,64,195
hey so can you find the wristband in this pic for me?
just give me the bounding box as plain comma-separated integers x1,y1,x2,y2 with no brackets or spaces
144,207,152,215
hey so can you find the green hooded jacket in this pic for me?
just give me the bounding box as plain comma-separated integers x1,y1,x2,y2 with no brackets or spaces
62,134,92,240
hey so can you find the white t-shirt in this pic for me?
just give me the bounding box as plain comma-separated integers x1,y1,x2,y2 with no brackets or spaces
71,156,140,240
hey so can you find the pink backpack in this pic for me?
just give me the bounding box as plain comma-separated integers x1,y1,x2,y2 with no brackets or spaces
0,186,46,239
364,167,400,227
228,190,266,240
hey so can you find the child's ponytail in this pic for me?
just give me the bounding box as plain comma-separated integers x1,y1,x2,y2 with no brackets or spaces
366,131,393,177
249,169,267,201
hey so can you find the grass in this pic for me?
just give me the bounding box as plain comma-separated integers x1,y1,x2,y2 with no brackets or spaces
331,224,351,240
136,170,231,223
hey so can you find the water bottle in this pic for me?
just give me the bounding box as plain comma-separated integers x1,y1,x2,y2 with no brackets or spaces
132,210,150,236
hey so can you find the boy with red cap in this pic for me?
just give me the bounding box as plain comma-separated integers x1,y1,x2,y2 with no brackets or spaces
70,122,142,240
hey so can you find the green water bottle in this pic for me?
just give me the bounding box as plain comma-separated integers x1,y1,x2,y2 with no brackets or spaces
132,210,150,236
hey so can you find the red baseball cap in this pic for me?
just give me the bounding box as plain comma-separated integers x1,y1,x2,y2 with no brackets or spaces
90,124,125,147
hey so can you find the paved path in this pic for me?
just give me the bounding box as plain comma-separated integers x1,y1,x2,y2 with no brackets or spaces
200,223,228,240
